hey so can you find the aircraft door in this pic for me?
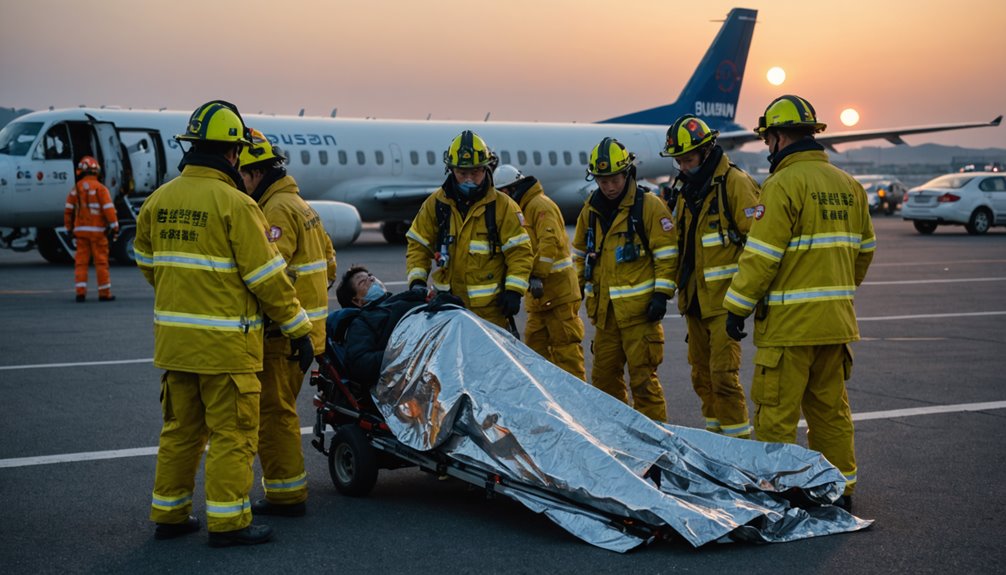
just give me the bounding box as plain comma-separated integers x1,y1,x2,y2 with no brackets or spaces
90,121,124,198
389,143,402,176
119,130,165,194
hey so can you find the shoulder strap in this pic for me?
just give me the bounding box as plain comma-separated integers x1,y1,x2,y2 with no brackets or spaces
435,199,452,250
485,198,499,256
629,187,649,251
716,165,746,246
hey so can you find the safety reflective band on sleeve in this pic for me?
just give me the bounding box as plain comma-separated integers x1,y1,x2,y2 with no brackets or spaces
469,240,490,254
154,310,263,331
704,418,721,432
408,268,428,282
551,257,573,272
744,237,785,262
467,282,501,299
262,472,308,494
151,491,192,511
306,306,329,321
609,280,654,300
787,233,862,251
765,285,856,305
843,470,857,485
703,264,739,282
860,237,877,252
539,256,554,265
654,278,677,292
289,259,328,274
724,287,757,312
652,246,678,260
75,226,107,233
571,247,586,259
134,248,154,267
206,497,251,518
501,232,531,252
65,203,75,210
701,233,722,248
243,254,287,288
505,275,529,292
153,251,237,272
406,228,431,249
280,309,312,334
102,202,114,210
721,421,752,437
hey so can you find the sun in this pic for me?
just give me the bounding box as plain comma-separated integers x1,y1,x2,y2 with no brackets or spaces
840,108,860,127
766,67,786,86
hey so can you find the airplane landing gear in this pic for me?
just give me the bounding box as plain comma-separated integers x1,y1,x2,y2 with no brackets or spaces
381,220,410,244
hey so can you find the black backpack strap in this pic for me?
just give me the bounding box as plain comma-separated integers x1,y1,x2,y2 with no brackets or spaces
715,166,746,247
485,198,499,256
629,187,650,253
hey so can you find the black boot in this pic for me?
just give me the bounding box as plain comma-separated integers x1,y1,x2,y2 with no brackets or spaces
251,499,306,517
75,294,86,303
208,524,274,548
99,295,116,302
154,515,200,540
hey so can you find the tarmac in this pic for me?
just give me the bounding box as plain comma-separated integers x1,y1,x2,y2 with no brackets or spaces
1,215,1004,574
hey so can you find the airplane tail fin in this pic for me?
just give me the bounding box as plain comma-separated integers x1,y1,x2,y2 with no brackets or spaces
599,7,757,132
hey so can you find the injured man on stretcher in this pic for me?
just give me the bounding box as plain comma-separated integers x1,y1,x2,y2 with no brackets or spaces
331,268,872,552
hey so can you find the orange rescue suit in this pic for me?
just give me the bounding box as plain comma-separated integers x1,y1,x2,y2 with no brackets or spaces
64,175,119,298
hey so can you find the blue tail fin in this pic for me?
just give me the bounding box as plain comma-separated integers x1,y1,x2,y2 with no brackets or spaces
599,7,757,132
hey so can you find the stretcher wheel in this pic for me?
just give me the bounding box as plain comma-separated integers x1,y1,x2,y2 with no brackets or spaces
329,424,379,496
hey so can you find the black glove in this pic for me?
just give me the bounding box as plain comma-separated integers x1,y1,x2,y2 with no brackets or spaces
725,312,748,341
427,292,464,313
288,335,316,372
646,292,668,322
409,280,428,297
529,277,544,299
499,289,522,317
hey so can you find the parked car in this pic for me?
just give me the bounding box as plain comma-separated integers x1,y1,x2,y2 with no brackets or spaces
854,175,907,215
901,172,1006,235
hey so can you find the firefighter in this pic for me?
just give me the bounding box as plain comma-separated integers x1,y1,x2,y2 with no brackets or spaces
723,95,876,511
405,131,533,329
64,156,119,302
493,164,585,380
238,128,337,517
572,138,676,421
135,100,315,547
660,115,760,438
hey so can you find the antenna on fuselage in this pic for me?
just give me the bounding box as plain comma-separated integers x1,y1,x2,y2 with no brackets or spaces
331,108,337,118
484,112,491,122
298,108,305,117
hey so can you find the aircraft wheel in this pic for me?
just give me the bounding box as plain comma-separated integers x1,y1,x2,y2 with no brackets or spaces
381,220,410,244
111,226,136,265
36,228,73,264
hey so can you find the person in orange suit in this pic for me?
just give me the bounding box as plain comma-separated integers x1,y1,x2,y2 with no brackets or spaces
64,156,119,302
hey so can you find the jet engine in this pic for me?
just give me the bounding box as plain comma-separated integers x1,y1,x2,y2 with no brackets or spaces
308,201,362,248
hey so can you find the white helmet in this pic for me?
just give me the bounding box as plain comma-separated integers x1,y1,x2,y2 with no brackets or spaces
492,164,525,189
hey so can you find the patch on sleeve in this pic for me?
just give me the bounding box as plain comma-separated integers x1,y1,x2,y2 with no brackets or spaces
267,225,283,242
752,204,765,220
660,217,673,231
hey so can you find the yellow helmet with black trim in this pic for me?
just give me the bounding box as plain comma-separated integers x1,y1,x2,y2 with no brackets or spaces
239,128,285,168
660,115,719,157
586,137,635,179
444,130,494,169
755,94,827,136
175,100,253,145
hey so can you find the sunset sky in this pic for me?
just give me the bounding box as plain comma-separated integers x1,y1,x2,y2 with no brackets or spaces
2,0,1004,149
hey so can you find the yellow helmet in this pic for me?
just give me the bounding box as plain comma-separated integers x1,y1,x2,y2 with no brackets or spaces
175,100,253,145
443,130,494,169
239,128,285,168
755,95,827,136
586,137,635,179
660,115,719,157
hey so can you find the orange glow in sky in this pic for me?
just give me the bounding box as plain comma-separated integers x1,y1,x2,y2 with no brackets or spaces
1,0,1003,149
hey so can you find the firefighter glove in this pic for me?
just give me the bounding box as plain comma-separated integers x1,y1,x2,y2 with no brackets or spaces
726,311,748,341
289,335,316,372
409,280,428,297
646,292,668,322
529,277,544,299
499,289,522,317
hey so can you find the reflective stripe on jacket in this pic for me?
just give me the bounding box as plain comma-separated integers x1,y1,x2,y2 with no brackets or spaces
572,181,676,328
668,154,760,317
134,165,312,373
723,149,876,346
257,175,336,354
405,187,533,310
64,176,118,234
518,181,580,312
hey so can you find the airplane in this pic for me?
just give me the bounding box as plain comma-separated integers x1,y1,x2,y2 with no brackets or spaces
0,7,1000,264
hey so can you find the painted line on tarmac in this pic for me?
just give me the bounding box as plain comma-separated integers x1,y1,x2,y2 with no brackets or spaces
3,401,1005,469
863,276,1006,286
858,310,1006,321
0,358,154,371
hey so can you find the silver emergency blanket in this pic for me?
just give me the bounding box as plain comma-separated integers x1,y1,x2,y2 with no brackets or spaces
375,308,872,552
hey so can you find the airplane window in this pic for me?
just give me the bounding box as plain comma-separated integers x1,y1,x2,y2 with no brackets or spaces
301,150,311,165
375,150,384,165
319,150,328,165
548,151,557,166
410,151,419,165
579,151,588,165
427,151,436,165
357,151,366,165
533,151,542,166
563,151,572,165
500,150,511,164
338,150,347,165
0,121,43,156
517,151,527,165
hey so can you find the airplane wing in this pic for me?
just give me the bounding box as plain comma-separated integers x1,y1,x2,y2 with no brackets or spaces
718,116,1002,151
371,186,439,202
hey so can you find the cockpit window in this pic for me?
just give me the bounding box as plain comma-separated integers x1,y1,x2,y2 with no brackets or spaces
0,122,43,156
36,124,71,160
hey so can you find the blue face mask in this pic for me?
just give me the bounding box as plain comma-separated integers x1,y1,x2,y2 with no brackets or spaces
457,181,478,197
362,282,386,304
685,165,702,177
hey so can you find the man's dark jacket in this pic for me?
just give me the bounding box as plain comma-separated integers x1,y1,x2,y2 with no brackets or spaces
343,290,429,384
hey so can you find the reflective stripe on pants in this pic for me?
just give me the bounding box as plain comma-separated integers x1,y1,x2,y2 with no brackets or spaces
74,233,111,297
685,313,750,437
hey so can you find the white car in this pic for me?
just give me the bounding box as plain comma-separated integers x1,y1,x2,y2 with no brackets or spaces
901,172,1006,234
